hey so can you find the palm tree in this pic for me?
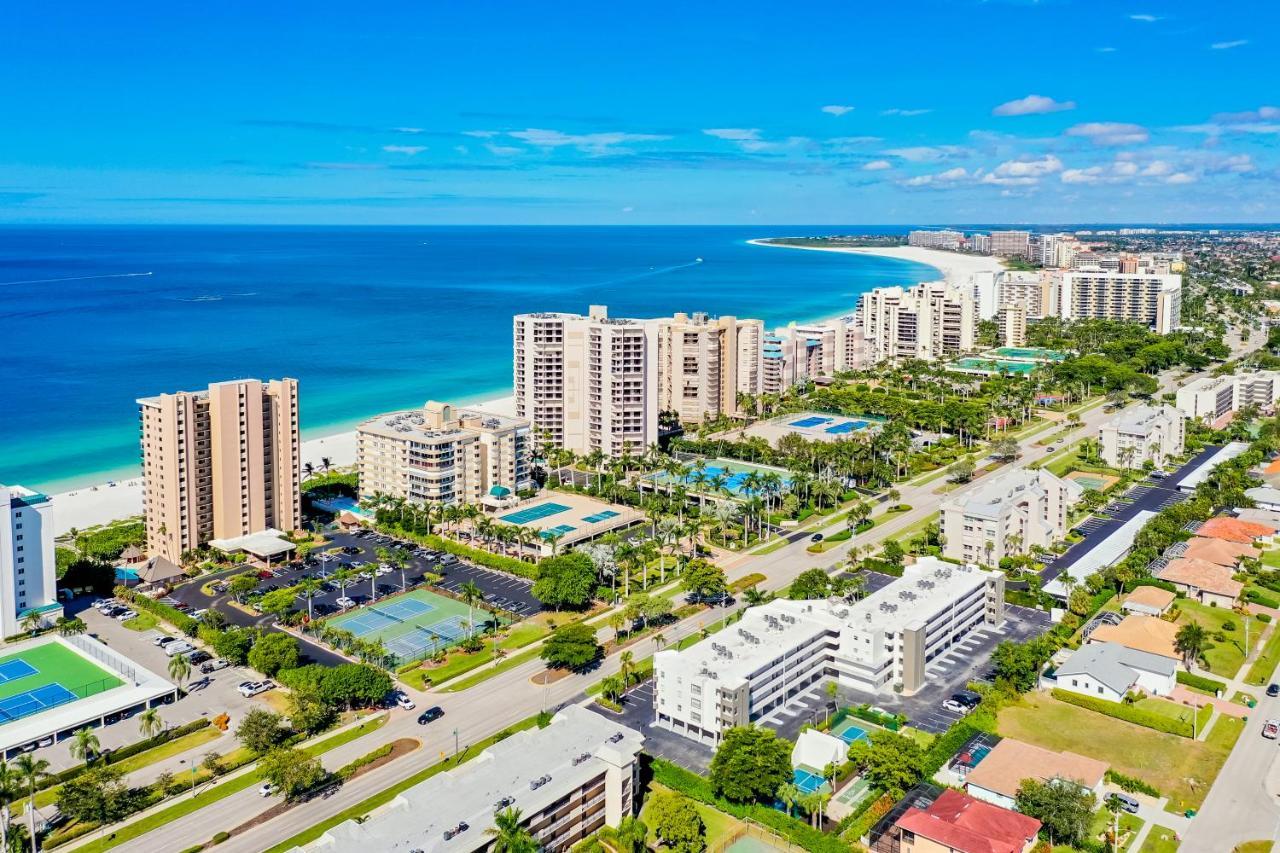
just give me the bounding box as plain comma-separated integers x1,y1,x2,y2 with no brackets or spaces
484,807,538,853
55,617,87,637
13,756,47,853
600,674,625,703
459,580,484,639
296,577,322,620
168,652,192,689
19,613,41,637
607,612,626,643
1175,623,1209,670
69,727,100,764
0,760,18,853
619,650,635,688
777,782,802,817
138,708,164,740
319,456,332,473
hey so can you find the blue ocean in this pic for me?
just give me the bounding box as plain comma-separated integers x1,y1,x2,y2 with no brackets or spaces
0,226,939,491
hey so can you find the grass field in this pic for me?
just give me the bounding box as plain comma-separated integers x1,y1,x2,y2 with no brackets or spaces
998,692,1244,814
0,640,123,710
1088,809,1144,852
1140,826,1181,852
1178,600,1249,677
1245,624,1280,686
641,783,742,847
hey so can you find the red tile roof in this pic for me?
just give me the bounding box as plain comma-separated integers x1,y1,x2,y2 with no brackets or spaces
1198,517,1277,544
895,790,1041,853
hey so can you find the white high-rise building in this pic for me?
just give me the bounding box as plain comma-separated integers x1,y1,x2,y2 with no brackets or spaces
998,303,1027,347
656,312,763,423
1,486,62,637
858,281,976,363
908,230,964,250
1059,271,1183,334
990,231,1031,259
997,271,1057,319
760,320,870,392
971,271,999,321
513,306,659,458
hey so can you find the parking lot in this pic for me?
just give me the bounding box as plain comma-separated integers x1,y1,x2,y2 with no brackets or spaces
584,680,715,773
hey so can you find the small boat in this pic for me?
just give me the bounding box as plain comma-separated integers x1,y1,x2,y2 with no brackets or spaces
695,257,703,262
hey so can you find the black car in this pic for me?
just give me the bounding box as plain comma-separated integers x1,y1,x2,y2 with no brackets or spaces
1268,683,1279,698
187,651,213,665
418,706,445,725
810,533,823,542
342,546,361,555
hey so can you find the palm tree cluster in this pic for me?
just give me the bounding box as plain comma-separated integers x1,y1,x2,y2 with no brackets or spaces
360,494,544,559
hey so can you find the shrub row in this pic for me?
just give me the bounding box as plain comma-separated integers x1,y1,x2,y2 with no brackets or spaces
1051,689,1197,738
1176,670,1226,695
38,718,212,791
1259,613,1274,624
729,573,766,593
1245,588,1280,609
117,586,198,635
1105,769,1161,798
376,524,539,580
336,743,394,780
651,759,848,853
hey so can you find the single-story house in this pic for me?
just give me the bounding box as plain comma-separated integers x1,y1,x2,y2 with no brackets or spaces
890,789,1041,853
965,738,1107,812
1245,487,1280,513
1158,558,1243,608
135,555,186,586
1183,536,1259,567
208,528,297,568
1055,641,1177,703
1088,615,1180,663
1236,507,1280,529
1122,586,1176,617
1197,517,1278,545
791,729,847,775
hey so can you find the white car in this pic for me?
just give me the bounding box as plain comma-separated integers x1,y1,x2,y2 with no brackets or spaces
335,596,356,609
238,681,274,698
258,782,277,797
115,610,138,621
163,641,194,657
376,564,393,576
395,693,416,710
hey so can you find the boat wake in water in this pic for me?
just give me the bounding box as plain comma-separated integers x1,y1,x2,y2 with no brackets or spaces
0,271,154,289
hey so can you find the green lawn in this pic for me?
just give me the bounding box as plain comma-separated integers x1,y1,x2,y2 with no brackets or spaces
1177,600,1249,678
1133,697,1214,733
120,612,159,632
641,783,743,848
1260,550,1280,570
1245,624,1280,686
399,616,556,689
998,692,1243,814
1088,809,1144,852
1140,826,1181,853
0,639,123,702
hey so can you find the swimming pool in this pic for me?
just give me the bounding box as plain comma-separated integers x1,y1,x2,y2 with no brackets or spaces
989,346,1067,362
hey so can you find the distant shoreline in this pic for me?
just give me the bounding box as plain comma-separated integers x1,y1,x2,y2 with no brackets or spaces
746,238,1006,285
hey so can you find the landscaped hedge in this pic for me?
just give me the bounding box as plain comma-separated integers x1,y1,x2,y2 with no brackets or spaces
1259,613,1274,624
1246,588,1280,609
728,573,766,593
117,586,199,635
1124,578,1180,596
1105,769,1161,798
376,524,538,580
651,758,848,853
336,743,394,780
39,719,212,790
1176,670,1226,695
1051,689,1201,738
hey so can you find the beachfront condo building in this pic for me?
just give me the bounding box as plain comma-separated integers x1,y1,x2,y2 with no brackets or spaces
299,706,642,853
656,312,763,423
857,280,976,363
997,271,1057,319
653,557,1004,745
998,303,1027,348
1099,404,1186,470
990,230,1032,259
941,468,1083,566
138,378,300,563
760,320,870,393
1059,271,1183,334
0,485,62,637
1175,371,1280,427
513,306,659,458
908,229,963,250
356,401,532,507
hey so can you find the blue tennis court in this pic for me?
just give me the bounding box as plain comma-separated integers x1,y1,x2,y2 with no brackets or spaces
383,615,474,659
341,599,436,637
499,502,571,525
541,523,576,539
582,510,620,523
0,660,37,684
793,767,826,794
0,684,77,722
790,416,833,428
825,420,869,434
833,721,870,744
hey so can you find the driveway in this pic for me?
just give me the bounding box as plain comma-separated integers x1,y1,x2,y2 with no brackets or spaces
584,681,714,773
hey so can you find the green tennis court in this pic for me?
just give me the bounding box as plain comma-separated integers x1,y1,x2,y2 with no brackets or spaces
0,642,124,723
325,588,505,663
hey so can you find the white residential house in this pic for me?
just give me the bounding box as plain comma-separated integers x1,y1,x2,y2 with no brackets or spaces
1098,404,1185,470
1054,641,1177,703
940,468,1083,566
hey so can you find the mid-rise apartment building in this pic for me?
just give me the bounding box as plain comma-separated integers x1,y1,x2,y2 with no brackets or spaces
989,230,1031,259
1099,404,1185,470
858,281,976,363
969,234,991,254
513,306,659,458
941,468,1082,566
1176,372,1280,426
656,312,763,423
357,401,532,506
908,230,964,250
0,486,61,637
760,320,870,393
998,303,1027,348
138,378,300,563
1059,271,1182,334
654,558,1004,744
997,271,1056,319
301,706,642,853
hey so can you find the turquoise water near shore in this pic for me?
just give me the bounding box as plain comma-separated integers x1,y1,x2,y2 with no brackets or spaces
0,226,938,491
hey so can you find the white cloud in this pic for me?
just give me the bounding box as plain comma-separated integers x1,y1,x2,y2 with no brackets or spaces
1214,106,1280,122
1140,160,1173,176
703,128,761,141
881,108,932,117
1164,172,1196,184
621,206,634,213
395,127,424,134
1129,14,1161,22
981,154,1063,185
1096,46,1118,53
901,167,969,187
1061,166,1105,184
862,160,893,171
1065,122,1150,145
821,105,854,116
1211,40,1248,50
485,144,522,156
453,145,468,155
883,145,971,163
993,95,1076,117
382,145,425,155
702,128,811,152
1112,160,1139,176
509,128,670,154
462,130,500,138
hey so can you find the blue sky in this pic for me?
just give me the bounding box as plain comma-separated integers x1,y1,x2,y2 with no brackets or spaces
3,1,1278,224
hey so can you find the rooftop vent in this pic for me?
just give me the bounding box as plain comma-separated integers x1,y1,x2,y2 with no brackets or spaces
608,732,625,744
572,752,592,765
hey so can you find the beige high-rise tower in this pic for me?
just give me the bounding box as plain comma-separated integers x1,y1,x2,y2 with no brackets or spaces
138,378,300,562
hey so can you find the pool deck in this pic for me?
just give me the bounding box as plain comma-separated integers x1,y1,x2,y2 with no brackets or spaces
741,412,885,446
485,492,641,553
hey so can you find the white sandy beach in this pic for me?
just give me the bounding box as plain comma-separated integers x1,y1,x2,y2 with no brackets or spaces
747,239,1006,286
49,394,518,537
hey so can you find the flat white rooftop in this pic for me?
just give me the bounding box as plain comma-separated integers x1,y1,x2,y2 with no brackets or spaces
299,706,642,853
1178,442,1251,493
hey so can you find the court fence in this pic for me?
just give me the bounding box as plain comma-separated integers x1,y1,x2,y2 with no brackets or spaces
66,634,138,684
0,676,123,724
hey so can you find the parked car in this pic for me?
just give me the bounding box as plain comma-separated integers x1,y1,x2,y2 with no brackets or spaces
185,650,212,664
163,641,194,657
810,533,824,542
1108,793,1140,814
154,635,179,647
443,822,469,841
1264,719,1280,740
115,610,138,621
395,693,416,711
200,658,230,674
943,691,981,714
418,706,445,725
336,596,356,609
238,681,274,698
1267,683,1279,698
259,782,277,797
